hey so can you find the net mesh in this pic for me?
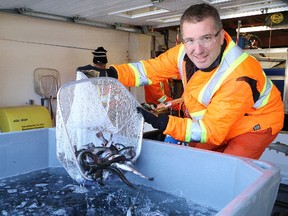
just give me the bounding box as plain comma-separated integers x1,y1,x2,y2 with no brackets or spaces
34,68,60,97
56,77,144,183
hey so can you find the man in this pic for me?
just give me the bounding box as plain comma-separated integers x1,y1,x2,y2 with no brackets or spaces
144,51,176,108
77,46,108,78
144,80,173,106
92,46,108,69
143,79,183,113
78,3,284,159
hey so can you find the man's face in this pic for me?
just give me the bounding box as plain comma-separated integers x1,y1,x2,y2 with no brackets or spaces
94,63,106,69
182,17,224,69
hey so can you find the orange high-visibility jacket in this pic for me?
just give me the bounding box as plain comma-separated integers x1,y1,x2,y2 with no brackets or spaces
144,80,173,104
112,32,284,145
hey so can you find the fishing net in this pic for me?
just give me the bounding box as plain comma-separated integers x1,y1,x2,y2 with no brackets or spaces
34,68,60,98
56,77,144,183
34,68,61,125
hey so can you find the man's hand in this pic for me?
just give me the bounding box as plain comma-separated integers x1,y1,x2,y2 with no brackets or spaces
136,107,169,132
94,66,118,78
77,65,118,78
141,103,157,111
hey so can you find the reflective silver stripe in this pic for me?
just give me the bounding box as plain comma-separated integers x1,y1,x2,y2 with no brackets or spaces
128,62,150,86
158,82,167,102
177,45,185,80
191,110,205,120
189,112,205,142
253,73,273,108
200,44,245,106
186,119,207,142
158,95,167,103
190,121,202,142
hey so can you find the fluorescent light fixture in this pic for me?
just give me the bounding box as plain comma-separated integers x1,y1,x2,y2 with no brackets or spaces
109,4,169,19
220,0,269,9
109,4,153,15
131,8,169,18
220,1,288,19
73,17,113,29
222,3,286,12
114,24,142,33
115,26,141,32
17,8,69,21
221,6,288,19
147,14,181,23
203,0,232,4
237,25,288,33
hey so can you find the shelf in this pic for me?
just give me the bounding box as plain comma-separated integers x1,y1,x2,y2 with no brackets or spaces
245,48,288,55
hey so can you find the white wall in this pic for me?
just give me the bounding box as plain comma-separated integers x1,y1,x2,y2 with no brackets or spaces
128,33,152,103
0,12,151,106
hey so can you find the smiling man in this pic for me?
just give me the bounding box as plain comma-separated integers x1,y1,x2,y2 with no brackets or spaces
78,3,284,159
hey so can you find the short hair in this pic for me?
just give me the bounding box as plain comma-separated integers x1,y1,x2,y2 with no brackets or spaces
180,3,223,36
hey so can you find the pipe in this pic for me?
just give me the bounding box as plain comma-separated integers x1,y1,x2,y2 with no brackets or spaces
236,20,242,45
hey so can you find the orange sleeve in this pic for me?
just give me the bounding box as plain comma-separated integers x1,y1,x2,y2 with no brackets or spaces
163,115,191,142
111,44,182,87
144,81,172,104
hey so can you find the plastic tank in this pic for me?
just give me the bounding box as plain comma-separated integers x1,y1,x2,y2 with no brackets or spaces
0,128,280,216
0,105,52,132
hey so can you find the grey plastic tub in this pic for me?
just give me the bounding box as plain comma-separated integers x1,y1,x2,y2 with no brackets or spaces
0,128,280,216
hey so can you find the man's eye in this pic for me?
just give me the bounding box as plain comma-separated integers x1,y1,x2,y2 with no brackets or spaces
185,39,194,44
203,36,212,41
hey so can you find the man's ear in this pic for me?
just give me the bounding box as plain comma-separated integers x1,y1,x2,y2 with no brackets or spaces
220,29,225,46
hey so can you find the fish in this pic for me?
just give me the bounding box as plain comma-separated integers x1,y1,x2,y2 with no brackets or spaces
76,131,154,188
119,146,136,160
113,162,154,181
96,131,113,146
126,197,136,216
106,166,135,188
77,150,103,181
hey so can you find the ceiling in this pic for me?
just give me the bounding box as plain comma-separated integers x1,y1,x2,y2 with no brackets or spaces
1,0,288,47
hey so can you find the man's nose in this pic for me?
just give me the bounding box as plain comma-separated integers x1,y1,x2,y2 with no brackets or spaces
193,41,205,53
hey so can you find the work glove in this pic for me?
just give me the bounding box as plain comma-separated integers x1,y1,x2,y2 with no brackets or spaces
76,65,118,79
136,107,169,132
